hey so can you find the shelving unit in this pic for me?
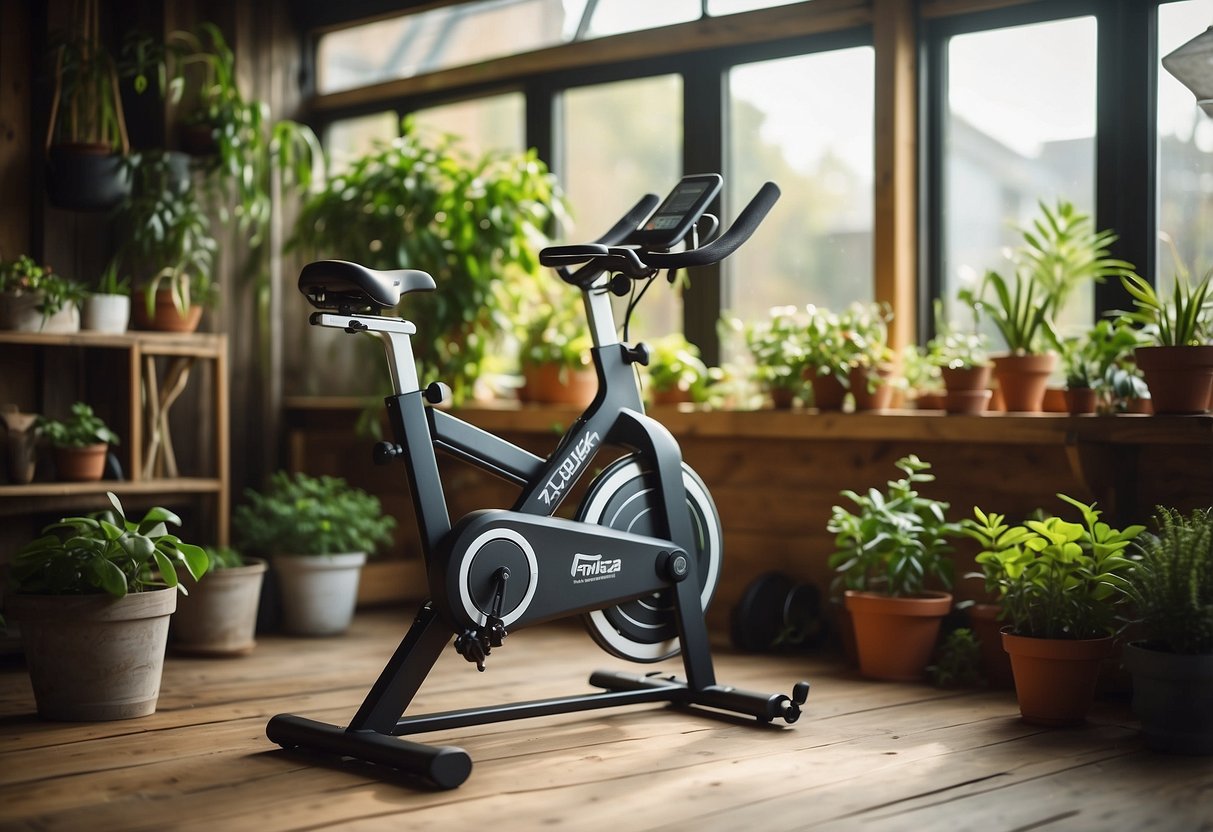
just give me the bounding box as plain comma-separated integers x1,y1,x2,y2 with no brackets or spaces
0,330,229,546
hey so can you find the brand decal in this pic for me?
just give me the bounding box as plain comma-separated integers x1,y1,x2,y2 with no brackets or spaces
538,431,600,506
570,552,622,584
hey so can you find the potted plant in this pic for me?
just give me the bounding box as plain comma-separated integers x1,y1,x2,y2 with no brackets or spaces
1123,506,1213,754
961,199,1136,413
291,120,560,406
827,455,960,681
5,492,208,720
36,402,119,482
1119,263,1213,414
233,471,395,636
0,255,85,333
645,333,714,406
43,4,132,211
839,302,896,412
729,306,810,408
927,300,992,415
171,545,267,656
964,495,1144,725
1047,319,1146,415
900,343,943,410
514,282,595,407
116,151,218,332
81,257,132,334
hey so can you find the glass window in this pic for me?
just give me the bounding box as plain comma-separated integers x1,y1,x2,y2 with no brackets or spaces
580,0,700,38
1158,0,1213,295
560,75,683,340
325,112,399,174
411,93,527,157
941,16,1097,334
317,0,579,94
708,0,805,15
726,46,875,324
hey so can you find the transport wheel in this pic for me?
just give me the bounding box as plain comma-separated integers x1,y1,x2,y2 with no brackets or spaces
575,455,722,662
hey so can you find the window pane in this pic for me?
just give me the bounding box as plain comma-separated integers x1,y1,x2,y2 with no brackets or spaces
708,0,805,15
1158,0,1213,294
942,17,1097,335
582,0,700,38
411,93,526,156
317,0,578,94
561,75,683,339
325,112,399,174
726,47,875,323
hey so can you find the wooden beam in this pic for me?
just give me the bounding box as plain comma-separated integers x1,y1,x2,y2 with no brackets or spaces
309,0,871,116
873,0,917,351
0,0,31,260
919,0,1035,19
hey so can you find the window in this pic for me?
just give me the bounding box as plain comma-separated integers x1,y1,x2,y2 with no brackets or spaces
939,16,1098,334
1157,0,1213,294
560,75,683,340
708,0,805,15
411,93,527,156
325,112,399,174
578,0,699,37
725,46,875,323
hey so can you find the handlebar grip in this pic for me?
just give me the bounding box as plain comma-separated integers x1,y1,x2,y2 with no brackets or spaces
539,243,609,267
592,194,661,246
643,182,780,270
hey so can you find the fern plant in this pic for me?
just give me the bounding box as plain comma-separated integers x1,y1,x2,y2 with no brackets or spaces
1126,507,1213,655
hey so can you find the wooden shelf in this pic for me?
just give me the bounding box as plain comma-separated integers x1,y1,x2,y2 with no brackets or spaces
0,477,223,499
0,329,225,356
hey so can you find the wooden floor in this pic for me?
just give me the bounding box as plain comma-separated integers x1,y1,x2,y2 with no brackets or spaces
1,608,1210,832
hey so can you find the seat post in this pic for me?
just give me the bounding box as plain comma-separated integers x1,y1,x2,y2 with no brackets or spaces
309,312,421,395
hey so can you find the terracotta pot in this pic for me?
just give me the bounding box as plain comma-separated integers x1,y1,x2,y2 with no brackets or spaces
6,588,177,720
991,353,1057,413
133,291,204,333
53,443,108,482
1134,345,1213,414
944,389,992,415
1064,387,1099,416
967,604,1013,688
651,388,691,407
1042,387,1068,413
519,363,597,408
848,365,893,412
769,387,797,410
808,371,847,411
172,559,268,656
1002,630,1114,726
1123,642,1213,755
914,391,946,410
844,590,952,681
940,364,992,393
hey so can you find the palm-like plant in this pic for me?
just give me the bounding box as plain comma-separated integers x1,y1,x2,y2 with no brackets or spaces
1120,269,1212,347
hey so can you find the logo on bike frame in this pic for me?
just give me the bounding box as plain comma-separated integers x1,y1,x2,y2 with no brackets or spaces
538,431,600,506
570,552,622,584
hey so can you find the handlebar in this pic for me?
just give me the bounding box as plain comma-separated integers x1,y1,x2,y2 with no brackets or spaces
538,182,779,280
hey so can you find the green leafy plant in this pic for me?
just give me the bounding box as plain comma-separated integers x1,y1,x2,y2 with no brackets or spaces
960,269,1053,355
802,302,893,387
927,627,983,688
1126,506,1213,655
515,282,592,371
727,305,811,396
203,545,246,570
900,343,941,394
645,333,714,402
1048,318,1147,391
37,402,119,449
1119,269,1212,347
46,20,128,151
827,455,960,598
963,495,1144,640
116,150,218,316
290,120,561,404
233,471,396,556
94,257,131,296
9,492,208,596
0,255,86,317
927,299,989,370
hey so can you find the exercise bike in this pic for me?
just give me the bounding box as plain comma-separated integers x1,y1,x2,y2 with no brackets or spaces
267,174,810,789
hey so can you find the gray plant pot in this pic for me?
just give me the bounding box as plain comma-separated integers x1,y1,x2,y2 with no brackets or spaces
1124,641,1213,755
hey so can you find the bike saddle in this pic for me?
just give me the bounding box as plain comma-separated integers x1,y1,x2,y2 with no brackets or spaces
299,260,436,312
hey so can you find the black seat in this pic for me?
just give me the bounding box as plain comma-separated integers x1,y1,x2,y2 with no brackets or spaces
298,260,436,313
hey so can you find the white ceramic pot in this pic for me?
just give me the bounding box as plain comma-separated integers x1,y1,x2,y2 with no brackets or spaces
0,291,80,333
272,552,366,636
82,293,130,334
